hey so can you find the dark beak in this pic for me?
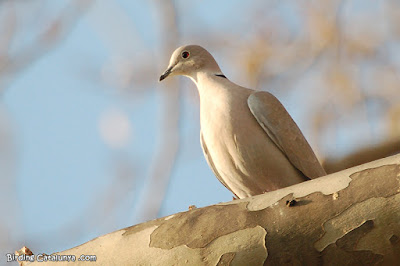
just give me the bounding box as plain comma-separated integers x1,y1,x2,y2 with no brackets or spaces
159,66,173,82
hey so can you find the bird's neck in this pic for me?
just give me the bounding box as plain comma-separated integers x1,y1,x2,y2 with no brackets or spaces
193,71,234,113
190,69,225,85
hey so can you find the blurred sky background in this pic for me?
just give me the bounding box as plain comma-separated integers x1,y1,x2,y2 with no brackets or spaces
1,0,400,259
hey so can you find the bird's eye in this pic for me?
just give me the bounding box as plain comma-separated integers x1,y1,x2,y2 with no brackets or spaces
181,51,190,59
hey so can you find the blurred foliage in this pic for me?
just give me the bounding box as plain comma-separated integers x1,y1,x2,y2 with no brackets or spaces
0,0,399,254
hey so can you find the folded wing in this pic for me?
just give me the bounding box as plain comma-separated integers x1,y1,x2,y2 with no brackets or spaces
247,91,326,179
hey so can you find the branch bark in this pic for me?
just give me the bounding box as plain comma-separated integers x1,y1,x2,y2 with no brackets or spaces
20,154,400,265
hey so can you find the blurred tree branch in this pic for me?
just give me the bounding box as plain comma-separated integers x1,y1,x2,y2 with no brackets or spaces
0,0,93,93
323,138,400,174
0,0,92,253
133,0,181,223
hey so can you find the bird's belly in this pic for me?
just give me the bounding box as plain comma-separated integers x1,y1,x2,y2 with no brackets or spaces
202,114,305,198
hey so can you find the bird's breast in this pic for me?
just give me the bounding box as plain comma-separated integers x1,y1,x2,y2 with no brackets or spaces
198,88,306,198
199,93,273,182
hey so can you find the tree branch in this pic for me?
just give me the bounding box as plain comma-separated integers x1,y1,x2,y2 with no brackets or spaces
18,154,400,265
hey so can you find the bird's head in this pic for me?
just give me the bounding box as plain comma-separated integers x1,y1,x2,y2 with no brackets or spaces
159,45,221,82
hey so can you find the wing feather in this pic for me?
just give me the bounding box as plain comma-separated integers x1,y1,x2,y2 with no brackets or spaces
247,91,326,179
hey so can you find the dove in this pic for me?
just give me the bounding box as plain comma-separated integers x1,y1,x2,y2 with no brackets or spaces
159,45,326,199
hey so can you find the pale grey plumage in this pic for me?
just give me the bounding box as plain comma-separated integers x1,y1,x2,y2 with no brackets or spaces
160,45,326,199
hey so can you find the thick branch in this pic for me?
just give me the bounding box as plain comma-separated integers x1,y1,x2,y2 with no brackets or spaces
20,154,400,265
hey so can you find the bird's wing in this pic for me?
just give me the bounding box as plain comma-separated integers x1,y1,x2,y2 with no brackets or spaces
200,132,239,198
247,91,326,179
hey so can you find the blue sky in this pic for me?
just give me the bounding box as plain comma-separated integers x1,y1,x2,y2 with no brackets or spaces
3,0,238,254
2,0,398,258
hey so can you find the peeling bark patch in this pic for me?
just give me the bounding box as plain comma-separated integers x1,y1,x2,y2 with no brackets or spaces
123,163,398,265
122,216,165,238
336,220,374,250
315,165,400,252
249,164,399,212
321,220,384,265
202,226,267,265
263,165,400,265
149,203,265,249
101,225,268,265
148,226,267,265
349,164,400,197
217,252,235,265
314,194,400,253
247,170,352,211
314,198,380,252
